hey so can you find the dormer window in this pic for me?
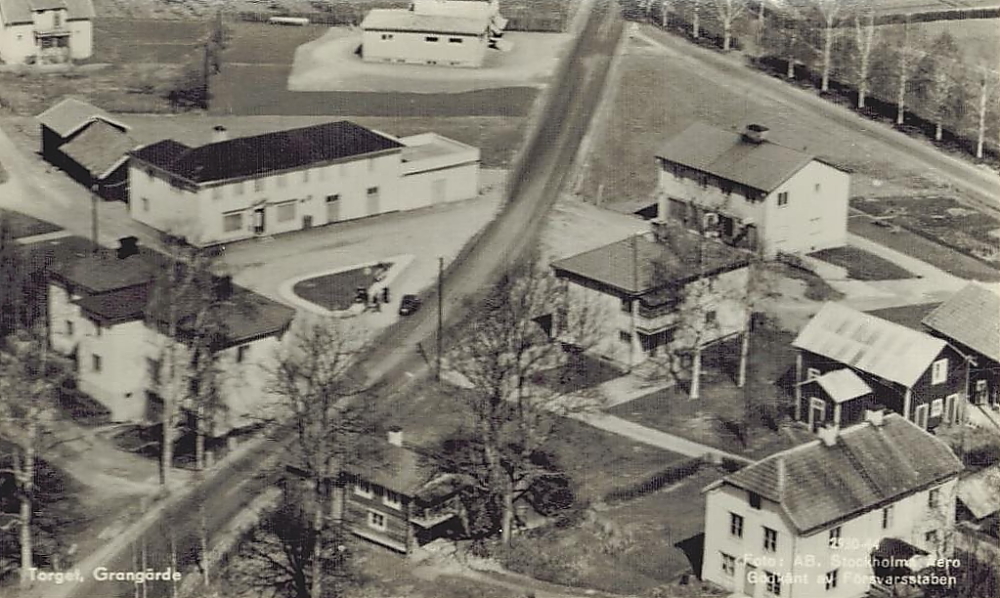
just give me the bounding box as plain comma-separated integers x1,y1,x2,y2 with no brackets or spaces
749,491,762,509
53,11,62,28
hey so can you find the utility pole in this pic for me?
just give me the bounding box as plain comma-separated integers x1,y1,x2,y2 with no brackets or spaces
90,184,99,252
436,257,443,381
629,233,638,372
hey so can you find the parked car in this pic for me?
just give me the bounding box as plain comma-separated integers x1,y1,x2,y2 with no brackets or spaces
399,294,422,316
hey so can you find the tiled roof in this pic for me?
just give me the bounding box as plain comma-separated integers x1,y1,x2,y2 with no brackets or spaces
922,283,1000,364
550,227,749,298
36,97,128,139
0,0,94,25
362,8,491,35
75,284,150,323
812,368,871,403
712,414,963,534
129,121,403,185
49,248,165,294
792,302,947,388
957,465,1000,520
656,123,819,193
59,120,138,179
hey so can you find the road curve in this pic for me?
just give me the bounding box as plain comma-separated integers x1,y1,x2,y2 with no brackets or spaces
43,2,625,597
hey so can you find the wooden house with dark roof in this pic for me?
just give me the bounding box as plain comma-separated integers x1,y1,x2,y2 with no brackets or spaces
701,411,964,598
47,236,296,431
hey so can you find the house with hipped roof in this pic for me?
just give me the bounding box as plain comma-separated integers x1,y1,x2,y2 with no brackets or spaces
793,302,969,432
655,123,851,258
47,236,296,432
702,411,964,598
0,0,94,64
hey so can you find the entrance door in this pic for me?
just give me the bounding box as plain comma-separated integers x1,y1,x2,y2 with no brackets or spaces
945,394,961,423
326,194,340,223
915,403,929,429
432,178,447,204
366,187,380,216
808,397,825,432
744,563,757,597
975,379,988,405
302,215,313,230
253,207,266,234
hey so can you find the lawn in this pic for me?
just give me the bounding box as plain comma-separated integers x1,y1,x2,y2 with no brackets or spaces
849,215,1000,282
92,18,208,63
810,245,915,281
0,208,61,239
292,264,389,311
608,324,815,460
864,302,942,332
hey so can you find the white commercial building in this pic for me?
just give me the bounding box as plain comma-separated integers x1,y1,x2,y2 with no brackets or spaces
0,0,94,64
128,121,480,246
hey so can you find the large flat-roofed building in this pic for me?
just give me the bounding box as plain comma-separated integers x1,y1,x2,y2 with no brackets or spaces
361,0,507,67
127,121,481,246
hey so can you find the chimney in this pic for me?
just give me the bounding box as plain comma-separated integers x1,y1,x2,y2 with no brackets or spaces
865,408,886,428
387,427,403,447
212,125,228,143
116,236,139,259
742,124,770,144
817,424,840,447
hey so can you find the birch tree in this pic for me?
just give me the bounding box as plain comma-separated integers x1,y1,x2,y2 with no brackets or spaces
851,3,877,109
711,0,748,51
444,261,605,545
912,31,968,142
813,0,843,93
266,316,369,598
975,69,998,159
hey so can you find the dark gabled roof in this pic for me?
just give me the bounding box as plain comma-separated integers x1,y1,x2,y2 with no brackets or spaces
708,414,963,535
922,283,1000,364
36,97,129,139
0,0,94,25
48,247,166,294
129,121,404,185
656,123,823,193
59,119,138,179
550,226,749,299
344,439,431,497
75,284,151,323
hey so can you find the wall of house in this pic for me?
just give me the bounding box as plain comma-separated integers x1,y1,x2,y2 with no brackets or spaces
0,23,37,64
656,162,766,243
907,346,966,431
129,163,201,239
362,29,488,67
704,476,959,598
971,356,1000,406
76,319,151,422
67,18,92,59
399,162,479,210
796,352,906,425
761,161,850,257
343,481,411,552
213,334,285,433
49,282,85,356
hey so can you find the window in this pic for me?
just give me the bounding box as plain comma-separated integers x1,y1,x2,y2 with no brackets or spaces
928,488,940,508
212,186,223,200
146,167,154,181
828,526,841,548
234,181,245,196
749,492,761,509
66,320,74,336
92,354,102,372
882,505,893,529
223,212,243,233
367,511,387,531
95,322,101,337
704,310,717,326
925,530,938,546
53,11,62,27
141,197,150,212
277,201,296,223
721,553,736,577
777,191,789,207
367,186,379,198
326,194,340,204
383,490,402,510
449,37,463,43
302,169,310,183
236,345,249,363
931,358,948,384
765,570,781,596
618,330,632,344
276,174,286,189
763,526,778,552
930,398,943,418
698,173,708,188
425,36,439,42
254,178,265,192
825,569,838,590
729,513,743,538
353,482,373,499
620,298,632,313
807,367,821,380
380,33,394,40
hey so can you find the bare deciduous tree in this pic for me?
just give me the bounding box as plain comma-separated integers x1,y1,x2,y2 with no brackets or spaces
711,0,749,51
851,2,877,109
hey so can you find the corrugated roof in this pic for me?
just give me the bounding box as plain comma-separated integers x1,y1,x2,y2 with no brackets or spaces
36,97,129,139
714,414,964,534
59,120,138,179
0,0,94,25
813,369,871,404
129,121,403,185
922,283,1000,364
957,465,1000,520
792,302,947,388
361,8,491,35
656,123,817,193
550,226,749,298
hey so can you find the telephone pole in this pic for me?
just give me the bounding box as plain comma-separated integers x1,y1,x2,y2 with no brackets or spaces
90,184,99,252
436,257,443,381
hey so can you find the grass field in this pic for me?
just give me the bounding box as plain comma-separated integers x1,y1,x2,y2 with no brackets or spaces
292,266,382,311
810,245,916,281
92,18,208,63
0,208,62,239
864,302,942,331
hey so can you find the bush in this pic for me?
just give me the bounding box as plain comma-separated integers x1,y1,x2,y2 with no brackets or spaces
496,539,581,586
603,458,705,504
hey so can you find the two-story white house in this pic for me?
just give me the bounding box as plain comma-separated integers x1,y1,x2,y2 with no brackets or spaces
702,411,964,598
47,237,296,434
550,221,750,370
361,0,507,67
655,123,851,258
0,0,94,64
128,121,480,246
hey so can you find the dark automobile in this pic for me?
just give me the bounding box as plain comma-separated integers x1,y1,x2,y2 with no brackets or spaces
399,294,422,316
